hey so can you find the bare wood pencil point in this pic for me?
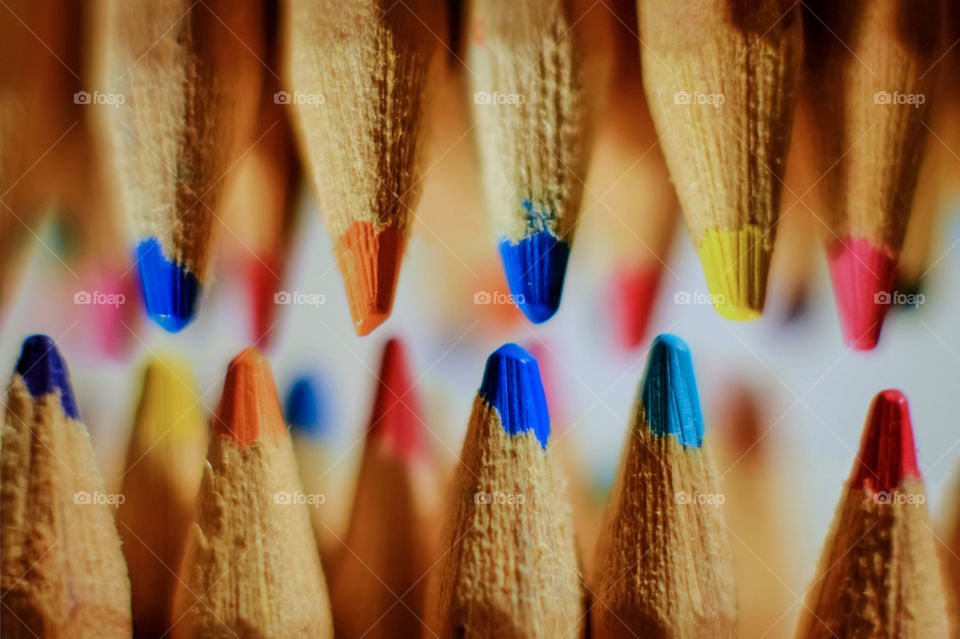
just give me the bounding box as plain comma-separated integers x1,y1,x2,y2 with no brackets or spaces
285,0,443,336
639,0,803,321
1,336,132,638
172,347,333,638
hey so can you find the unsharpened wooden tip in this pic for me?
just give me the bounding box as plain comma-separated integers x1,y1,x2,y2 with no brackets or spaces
698,226,769,321
827,237,897,351
368,337,424,459
214,347,285,448
335,221,405,336
850,389,921,494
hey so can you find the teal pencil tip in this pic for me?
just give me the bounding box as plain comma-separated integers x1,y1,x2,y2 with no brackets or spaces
640,334,704,448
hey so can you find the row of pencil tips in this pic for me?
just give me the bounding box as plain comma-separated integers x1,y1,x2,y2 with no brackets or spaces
4,1,959,352
2,331,956,637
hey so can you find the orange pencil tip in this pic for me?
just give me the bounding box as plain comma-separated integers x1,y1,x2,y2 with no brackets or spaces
214,346,285,448
335,221,406,336
368,337,424,459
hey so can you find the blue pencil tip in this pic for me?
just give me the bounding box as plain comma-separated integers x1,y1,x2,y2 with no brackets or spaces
640,334,704,448
136,238,201,333
478,343,550,449
284,375,329,438
14,335,80,420
499,230,570,324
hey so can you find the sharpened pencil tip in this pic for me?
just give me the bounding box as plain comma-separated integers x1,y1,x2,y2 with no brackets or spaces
498,230,570,324
215,347,285,448
827,237,897,350
478,343,550,449
14,334,80,419
640,334,704,448
698,226,769,321
368,338,424,458
610,262,662,349
136,238,201,333
335,221,405,337
850,389,920,493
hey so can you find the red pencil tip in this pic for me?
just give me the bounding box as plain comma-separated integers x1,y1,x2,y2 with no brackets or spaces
335,221,406,337
609,262,663,350
827,237,897,350
849,389,921,494
246,254,281,347
215,347,285,448
368,338,424,459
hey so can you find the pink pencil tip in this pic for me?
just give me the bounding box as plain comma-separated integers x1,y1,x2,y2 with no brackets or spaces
609,262,663,350
849,389,921,494
827,238,897,350
368,338,424,459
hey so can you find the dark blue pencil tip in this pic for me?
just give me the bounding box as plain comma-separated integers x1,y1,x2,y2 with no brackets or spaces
284,375,329,438
136,238,201,333
14,335,80,420
640,334,704,448
499,231,570,324
478,343,550,449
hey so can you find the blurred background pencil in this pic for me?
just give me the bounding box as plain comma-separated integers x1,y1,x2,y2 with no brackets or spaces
802,0,946,349
795,390,947,638
426,344,583,638
639,0,802,321
590,334,737,638
466,0,598,325
172,348,333,638
1,335,131,638
285,0,444,336
100,0,265,332
117,356,206,639
330,338,436,638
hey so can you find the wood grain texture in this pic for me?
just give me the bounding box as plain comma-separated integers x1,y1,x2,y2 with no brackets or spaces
425,398,583,639
1,377,131,637
796,480,947,638
639,0,802,316
101,0,264,275
590,419,737,637
467,0,593,243
803,0,945,247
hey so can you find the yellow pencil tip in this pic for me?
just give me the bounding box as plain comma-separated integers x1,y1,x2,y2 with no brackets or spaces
697,225,770,322
136,356,203,444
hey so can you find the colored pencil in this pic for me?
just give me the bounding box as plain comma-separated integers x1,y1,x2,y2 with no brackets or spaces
330,338,435,638
171,347,333,638
594,0,678,349
795,390,948,638
100,1,265,332
219,0,301,347
639,0,803,321
116,356,207,638
590,334,737,637
940,464,960,634
426,343,583,638
1,335,131,637
802,0,945,348
285,0,443,336
466,0,595,324
284,371,348,565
